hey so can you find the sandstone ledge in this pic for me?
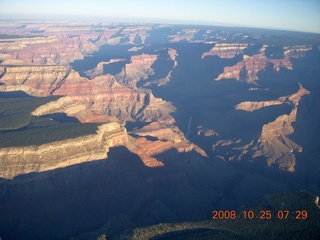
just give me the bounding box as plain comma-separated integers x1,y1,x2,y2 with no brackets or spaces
0,122,128,179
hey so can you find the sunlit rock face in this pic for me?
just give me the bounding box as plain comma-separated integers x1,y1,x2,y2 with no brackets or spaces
0,20,320,240
115,53,158,87
0,122,128,179
213,45,311,83
215,53,292,83
231,84,310,171
202,43,248,59
0,64,175,124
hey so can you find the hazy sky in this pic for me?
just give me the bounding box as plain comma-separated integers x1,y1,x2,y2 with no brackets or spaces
1,0,320,33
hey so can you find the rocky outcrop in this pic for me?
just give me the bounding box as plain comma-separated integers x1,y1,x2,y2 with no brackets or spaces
115,53,158,87
235,96,287,111
202,43,248,59
126,122,208,167
216,53,292,83
168,48,178,68
169,29,198,43
131,121,184,143
85,59,126,78
215,45,293,83
284,45,312,58
197,125,219,137
252,84,310,171
236,83,309,112
0,122,128,179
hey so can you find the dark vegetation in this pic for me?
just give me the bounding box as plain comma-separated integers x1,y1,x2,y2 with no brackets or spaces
121,191,320,240
0,92,98,147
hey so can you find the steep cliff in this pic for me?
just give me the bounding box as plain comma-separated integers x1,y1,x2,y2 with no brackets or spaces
240,84,310,171
127,121,208,167
85,59,126,78
214,45,301,83
0,65,175,124
215,53,292,83
202,43,248,59
115,53,158,87
0,122,128,179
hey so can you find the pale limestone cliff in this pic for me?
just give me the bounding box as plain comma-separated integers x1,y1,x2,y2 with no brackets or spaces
0,122,128,179
202,43,248,59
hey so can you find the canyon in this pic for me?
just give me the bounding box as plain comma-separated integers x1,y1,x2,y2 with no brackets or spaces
0,21,320,240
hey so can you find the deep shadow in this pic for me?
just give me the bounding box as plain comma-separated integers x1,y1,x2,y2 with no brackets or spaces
40,112,80,123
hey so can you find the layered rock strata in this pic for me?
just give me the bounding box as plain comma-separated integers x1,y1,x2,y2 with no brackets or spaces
115,53,158,87
202,43,248,58
215,53,292,83
127,122,208,167
238,84,310,171
0,122,128,179
0,65,175,124
214,45,311,83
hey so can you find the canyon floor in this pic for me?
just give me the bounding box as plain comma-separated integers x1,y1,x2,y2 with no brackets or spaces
0,21,320,239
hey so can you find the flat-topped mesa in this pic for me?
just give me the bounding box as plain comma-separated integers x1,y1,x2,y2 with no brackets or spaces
202,43,248,59
115,53,158,87
0,122,128,179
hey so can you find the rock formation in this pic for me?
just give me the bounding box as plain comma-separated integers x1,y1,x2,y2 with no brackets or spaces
202,43,248,58
127,121,208,167
85,59,126,78
169,29,198,43
235,96,287,111
215,45,293,83
115,53,158,87
243,84,310,171
0,122,128,179
0,65,175,124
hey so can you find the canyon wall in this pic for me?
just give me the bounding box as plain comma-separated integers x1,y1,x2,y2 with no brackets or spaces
0,122,128,179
